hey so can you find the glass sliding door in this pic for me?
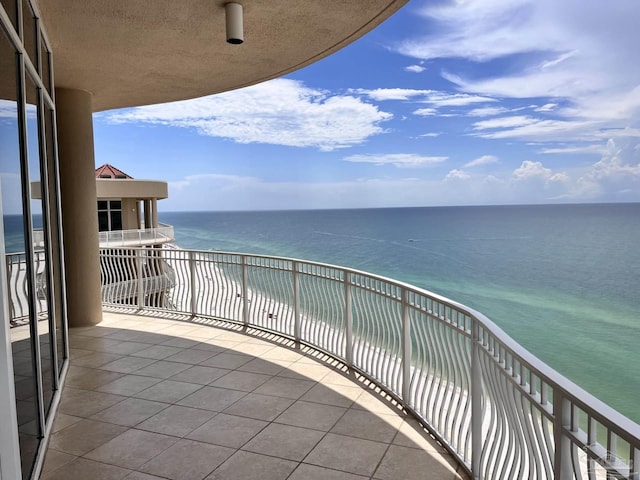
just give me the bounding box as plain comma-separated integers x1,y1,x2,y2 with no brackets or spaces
0,1,67,478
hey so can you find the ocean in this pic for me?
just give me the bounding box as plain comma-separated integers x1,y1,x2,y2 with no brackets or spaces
3,204,638,422
158,204,640,423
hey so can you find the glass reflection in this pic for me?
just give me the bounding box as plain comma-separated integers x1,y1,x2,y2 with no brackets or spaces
1,31,40,479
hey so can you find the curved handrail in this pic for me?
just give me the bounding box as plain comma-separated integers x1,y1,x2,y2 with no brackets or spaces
99,247,640,479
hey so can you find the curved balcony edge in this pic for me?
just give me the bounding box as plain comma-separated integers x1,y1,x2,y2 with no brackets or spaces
96,247,640,480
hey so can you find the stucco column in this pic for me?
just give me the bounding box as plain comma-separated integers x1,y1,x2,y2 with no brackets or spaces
152,198,158,228
55,88,103,327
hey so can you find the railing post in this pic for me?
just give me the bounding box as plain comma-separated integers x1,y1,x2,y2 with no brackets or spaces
136,249,144,309
344,270,353,368
242,255,249,327
293,261,300,344
553,392,573,480
401,287,411,404
189,251,197,316
471,319,482,480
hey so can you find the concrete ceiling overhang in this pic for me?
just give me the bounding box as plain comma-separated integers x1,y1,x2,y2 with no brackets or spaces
37,0,408,112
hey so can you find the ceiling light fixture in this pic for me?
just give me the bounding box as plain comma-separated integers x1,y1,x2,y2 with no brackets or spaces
225,3,244,45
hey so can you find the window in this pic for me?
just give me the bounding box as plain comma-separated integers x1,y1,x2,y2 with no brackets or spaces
97,199,123,232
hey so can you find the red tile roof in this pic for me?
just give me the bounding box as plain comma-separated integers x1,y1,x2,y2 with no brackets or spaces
95,164,133,179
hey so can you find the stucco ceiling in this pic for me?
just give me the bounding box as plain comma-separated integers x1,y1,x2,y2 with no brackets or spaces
36,0,407,112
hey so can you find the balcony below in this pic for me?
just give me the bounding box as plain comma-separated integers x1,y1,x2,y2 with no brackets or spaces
42,310,466,480
97,224,175,248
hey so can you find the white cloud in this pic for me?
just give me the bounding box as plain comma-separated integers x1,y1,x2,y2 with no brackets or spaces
413,108,437,116
355,88,496,107
405,65,426,73
471,115,597,141
444,169,471,181
534,103,558,112
464,155,499,168
392,0,640,145
343,153,448,168
107,79,392,151
419,132,441,137
466,106,510,117
351,88,434,101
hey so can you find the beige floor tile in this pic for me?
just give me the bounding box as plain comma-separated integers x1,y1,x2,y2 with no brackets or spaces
85,429,178,470
230,342,274,356
190,342,228,353
352,390,402,416
95,374,163,396
140,439,234,480
160,337,202,349
222,392,294,421
42,457,131,480
186,413,268,448
373,444,461,480
137,405,216,437
260,347,304,362
49,419,127,455
130,345,183,360
278,362,333,382
169,365,230,385
242,423,324,461
133,360,191,379
304,433,388,477
124,332,173,345
65,366,125,390
237,358,290,375
41,449,76,477
206,450,297,480
134,380,202,403
253,376,316,399
58,388,127,418
330,408,403,443
299,383,361,408
124,472,167,480
392,418,446,452
164,348,217,365
275,400,346,431
321,370,360,386
288,464,368,480
99,341,155,355
210,371,272,392
51,413,83,433
90,397,168,426
72,352,123,368
199,352,253,369
100,356,158,374
177,386,247,411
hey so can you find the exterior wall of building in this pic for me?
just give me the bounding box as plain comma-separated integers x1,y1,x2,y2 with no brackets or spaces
0,1,69,478
121,198,140,230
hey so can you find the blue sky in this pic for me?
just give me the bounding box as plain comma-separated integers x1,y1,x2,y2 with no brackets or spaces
93,0,640,211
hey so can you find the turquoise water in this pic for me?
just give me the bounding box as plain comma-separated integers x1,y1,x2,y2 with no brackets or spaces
159,204,640,422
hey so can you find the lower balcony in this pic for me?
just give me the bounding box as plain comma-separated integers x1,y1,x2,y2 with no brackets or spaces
42,310,465,480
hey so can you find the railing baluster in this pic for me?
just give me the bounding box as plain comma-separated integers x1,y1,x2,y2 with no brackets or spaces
553,392,573,479
472,319,483,480
402,287,411,403
293,260,300,344
241,255,248,327
136,248,144,309
189,250,197,316
344,270,353,368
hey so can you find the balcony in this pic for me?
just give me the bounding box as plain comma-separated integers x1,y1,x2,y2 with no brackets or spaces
9,247,640,479
98,224,175,248
32,224,175,249
42,310,464,479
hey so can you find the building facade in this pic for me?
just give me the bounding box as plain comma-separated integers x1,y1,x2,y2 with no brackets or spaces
0,0,406,478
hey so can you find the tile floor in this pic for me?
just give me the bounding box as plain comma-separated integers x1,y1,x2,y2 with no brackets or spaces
42,311,468,480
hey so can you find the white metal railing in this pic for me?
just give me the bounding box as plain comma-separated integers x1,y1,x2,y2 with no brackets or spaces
98,224,174,247
99,246,639,479
6,252,48,324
